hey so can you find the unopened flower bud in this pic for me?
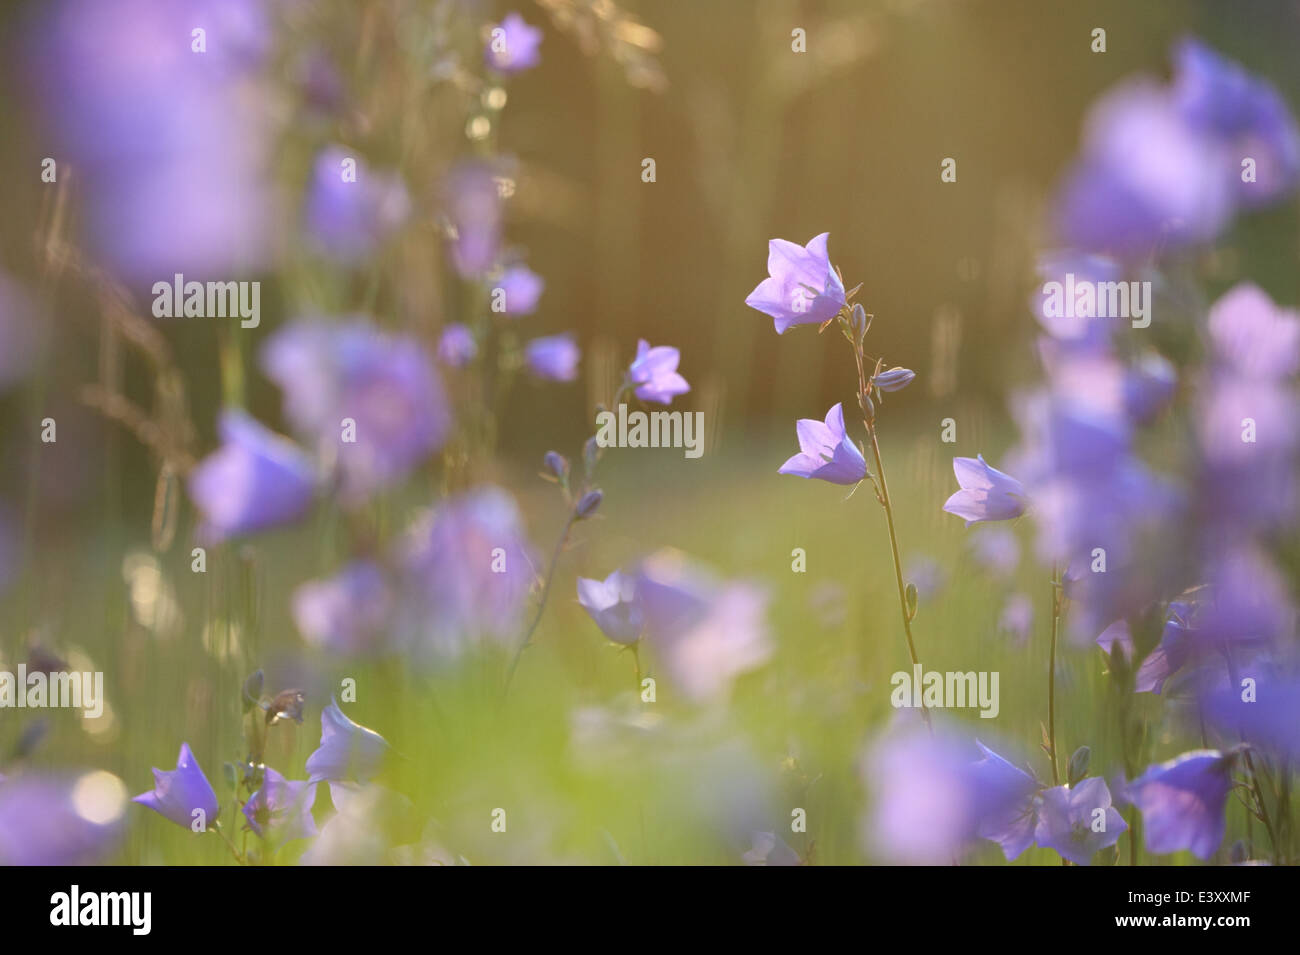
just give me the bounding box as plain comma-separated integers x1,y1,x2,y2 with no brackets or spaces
850,303,868,342
575,489,603,519
873,367,916,393
543,451,569,482
859,390,875,420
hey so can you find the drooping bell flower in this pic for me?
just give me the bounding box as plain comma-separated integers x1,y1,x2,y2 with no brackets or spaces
524,334,580,382
778,403,866,486
627,340,690,405
576,570,643,645
745,233,847,334
305,700,389,785
133,743,220,831
188,411,316,543
1126,750,1235,860
942,455,1027,525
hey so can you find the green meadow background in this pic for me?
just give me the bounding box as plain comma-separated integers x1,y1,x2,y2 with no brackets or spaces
1,0,1297,863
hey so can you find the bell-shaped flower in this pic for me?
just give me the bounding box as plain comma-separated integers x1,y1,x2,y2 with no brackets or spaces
627,340,690,405
1126,750,1235,860
943,455,1027,525
305,700,389,784
188,412,316,543
745,233,847,334
133,743,220,831
524,334,580,382
778,403,866,486
241,768,319,845
1033,777,1127,865
577,570,643,645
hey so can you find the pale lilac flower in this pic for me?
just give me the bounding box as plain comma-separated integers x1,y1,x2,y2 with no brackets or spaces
1127,750,1235,860
1196,545,1293,649
1033,778,1127,865
437,323,478,368
0,772,127,865
304,146,411,264
242,768,318,844
778,403,866,485
395,486,536,660
133,743,219,830
1202,673,1300,761
627,339,690,405
493,265,544,316
188,411,316,543
745,233,847,334
1053,78,1233,257
525,335,580,382
1032,251,1124,348
973,741,1040,860
305,700,389,784
1172,38,1300,206
943,455,1027,525
485,12,543,74
261,320,451,502
635,550,771,704
293,561,392,656
863,729,1032,864
25,0,278,281
576,570,642,645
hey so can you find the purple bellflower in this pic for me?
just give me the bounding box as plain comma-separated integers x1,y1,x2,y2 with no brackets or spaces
943,455,1027,525
525,335,580,382
745,233,847,334
260,320,452,502
242,767,318,844
972,741,1041,860
133,742,220,830
493,265,545,316
0,771,127,865
485,13,543,74
187,411,316,543
1033,778,1127,865
437,323,478,368
627,339,690,405
778,403,866,485
1126,750,1235,860
305,700,389,785
293,560,393,656
577,570,643,645
304,146,411,264
395,486,536,661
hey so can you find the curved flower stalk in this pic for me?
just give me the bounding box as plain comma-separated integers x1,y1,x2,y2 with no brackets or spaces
503,339,692,695
749,234,927,723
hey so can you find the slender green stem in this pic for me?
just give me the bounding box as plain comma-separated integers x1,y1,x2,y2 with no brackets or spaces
1048,565,1061,787
503,511,576,695
849,336,928,729
864,423,930,730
